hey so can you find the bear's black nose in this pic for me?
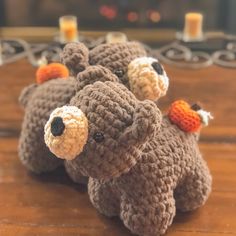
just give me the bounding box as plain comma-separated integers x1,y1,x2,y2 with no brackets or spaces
51,116,65,136
152,62,163,75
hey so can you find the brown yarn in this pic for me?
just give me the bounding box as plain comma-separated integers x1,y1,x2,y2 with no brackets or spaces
48,80,212,236
19,41,211,235
89,42,147,88
18,65,120,178
60,42,89,76
18,77,76,173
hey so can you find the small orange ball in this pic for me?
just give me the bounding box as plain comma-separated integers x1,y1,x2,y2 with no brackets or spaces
36,63,69,84
168,100,201,133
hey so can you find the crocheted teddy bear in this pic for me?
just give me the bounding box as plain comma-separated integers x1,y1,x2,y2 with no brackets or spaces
61,41,169,101
44,77,212,236
18,62,118,179
19,41,169,177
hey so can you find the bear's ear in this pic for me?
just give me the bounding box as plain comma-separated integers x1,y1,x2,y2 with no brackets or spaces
119,100,162,146
60,42,89,76
19,84,38,108
76,65,119,91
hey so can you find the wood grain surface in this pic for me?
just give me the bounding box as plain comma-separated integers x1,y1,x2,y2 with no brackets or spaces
0,59,235,236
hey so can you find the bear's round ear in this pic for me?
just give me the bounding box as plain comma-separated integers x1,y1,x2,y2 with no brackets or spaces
19,84,38,108
60,42,89,76
76,65,119,91
119,100,162,146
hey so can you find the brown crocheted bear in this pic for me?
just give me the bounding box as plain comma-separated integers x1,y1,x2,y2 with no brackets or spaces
44,78,212,236
18,64,118,179
19,41,168,176
61,41,169,101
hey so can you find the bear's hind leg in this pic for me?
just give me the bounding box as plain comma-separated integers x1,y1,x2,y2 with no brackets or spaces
174,157,212,212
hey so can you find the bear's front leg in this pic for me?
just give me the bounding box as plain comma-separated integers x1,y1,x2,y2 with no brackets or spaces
65,161,88,184
88,178,120,217
120,189,176,236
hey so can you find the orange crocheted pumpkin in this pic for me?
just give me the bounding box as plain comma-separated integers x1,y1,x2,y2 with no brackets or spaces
36,63,69,84
168,100,201,133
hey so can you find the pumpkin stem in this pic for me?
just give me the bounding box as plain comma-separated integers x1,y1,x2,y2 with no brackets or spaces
191,103,201,111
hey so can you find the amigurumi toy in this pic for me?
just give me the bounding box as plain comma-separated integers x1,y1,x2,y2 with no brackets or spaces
19,43,148,175
44,78,212,236
61,41,169,101
18,41,169,178
18,62,75,173
18,52,118,178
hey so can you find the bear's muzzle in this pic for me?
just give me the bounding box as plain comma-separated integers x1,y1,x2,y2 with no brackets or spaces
44,106,88,160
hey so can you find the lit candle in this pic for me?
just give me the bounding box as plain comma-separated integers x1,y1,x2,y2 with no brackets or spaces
183,13,203,41
106,32,127,44
59,15,78,43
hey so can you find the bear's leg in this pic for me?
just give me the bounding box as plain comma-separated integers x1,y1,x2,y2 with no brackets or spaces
174,157,212,212
120,191,176,236
65,161,88,185
19,131,62,173
88,178,120,217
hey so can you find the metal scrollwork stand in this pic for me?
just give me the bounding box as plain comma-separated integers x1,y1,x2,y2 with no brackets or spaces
1,32,236,69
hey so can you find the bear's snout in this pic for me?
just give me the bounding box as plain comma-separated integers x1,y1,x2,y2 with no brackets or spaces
127,57,169,101
44,106,88,160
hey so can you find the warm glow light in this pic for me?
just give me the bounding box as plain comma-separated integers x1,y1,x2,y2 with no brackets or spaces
59,15,78,43
148,10,161,23
99,5,117,20
127,12,138,22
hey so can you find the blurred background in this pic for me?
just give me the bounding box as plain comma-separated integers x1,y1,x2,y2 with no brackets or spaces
0,0,235,34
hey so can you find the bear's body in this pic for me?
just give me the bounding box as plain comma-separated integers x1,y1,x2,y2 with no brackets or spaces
88,117,211,236
19,78,76,172
44,81,212,236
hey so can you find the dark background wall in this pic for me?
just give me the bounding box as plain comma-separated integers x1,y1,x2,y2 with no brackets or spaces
0,0,234,33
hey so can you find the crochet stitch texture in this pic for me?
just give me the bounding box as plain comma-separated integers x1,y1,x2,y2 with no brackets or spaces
62,41,169,101
18,41,168,175
45,78,212,236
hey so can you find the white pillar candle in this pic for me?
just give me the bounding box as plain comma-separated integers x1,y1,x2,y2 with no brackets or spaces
59,15,78,43
183,13,203,41
106,32,127,44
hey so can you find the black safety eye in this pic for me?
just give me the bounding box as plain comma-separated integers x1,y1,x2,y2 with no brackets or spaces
51,116,65,136
93,132,105,143
114,69,124,78
151,62,164,75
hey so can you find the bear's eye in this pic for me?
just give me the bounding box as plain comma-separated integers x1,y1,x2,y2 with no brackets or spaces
151,62,163,75
114,69,124,78
93,132,105,143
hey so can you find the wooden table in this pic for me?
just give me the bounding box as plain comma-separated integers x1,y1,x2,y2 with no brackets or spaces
0,59,235,236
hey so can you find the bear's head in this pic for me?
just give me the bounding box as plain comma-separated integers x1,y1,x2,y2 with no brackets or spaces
44,66,162,180
61,41,169,102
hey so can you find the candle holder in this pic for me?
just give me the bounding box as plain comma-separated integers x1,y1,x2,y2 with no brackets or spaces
105,32,128,44
212,35,236,68
1,29,236,69
152,42,212,69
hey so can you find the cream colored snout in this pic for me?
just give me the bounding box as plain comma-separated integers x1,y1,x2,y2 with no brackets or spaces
44,106,88,160
127,57,169,101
